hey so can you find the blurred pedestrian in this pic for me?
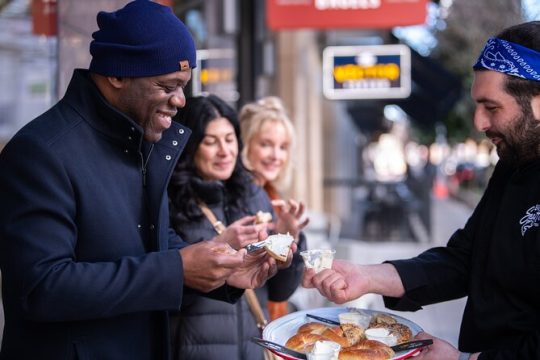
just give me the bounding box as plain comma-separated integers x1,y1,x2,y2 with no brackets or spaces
303,21,540,360
240,96,309,320
0,2,274,359
168,94,307,360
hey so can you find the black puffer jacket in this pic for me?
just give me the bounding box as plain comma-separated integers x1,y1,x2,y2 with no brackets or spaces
169,177,306,360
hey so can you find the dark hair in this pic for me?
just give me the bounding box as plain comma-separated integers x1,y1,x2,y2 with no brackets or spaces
168,94,252,223
497,21,540,111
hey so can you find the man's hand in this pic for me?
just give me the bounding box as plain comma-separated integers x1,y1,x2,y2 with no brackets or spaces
413,331,463,360
179,241,245,292
302,261,405,304
302,259,365,304
226,250,278,289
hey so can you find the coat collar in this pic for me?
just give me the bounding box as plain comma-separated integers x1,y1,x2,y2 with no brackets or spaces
63,69,148,152
62,69,191,156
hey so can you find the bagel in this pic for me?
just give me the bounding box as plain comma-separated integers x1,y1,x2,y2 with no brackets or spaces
341,323,365,346
285,333,326,352
369,313,397,327
297,322,330,335
388,323,412,344
346,339,395,358
321,328,350,348
370,322,412,344
330,325,344,337
264,233,293,262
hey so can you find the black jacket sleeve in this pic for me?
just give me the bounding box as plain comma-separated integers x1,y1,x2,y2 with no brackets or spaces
383,163,497,310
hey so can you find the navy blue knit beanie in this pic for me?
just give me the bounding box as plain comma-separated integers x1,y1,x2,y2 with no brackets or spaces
89,0,196,77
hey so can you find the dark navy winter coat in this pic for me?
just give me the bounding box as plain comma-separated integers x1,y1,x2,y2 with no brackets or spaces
0,69,190,360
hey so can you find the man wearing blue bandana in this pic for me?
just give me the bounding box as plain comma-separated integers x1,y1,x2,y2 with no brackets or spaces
304,21,540,360
0,1,278,359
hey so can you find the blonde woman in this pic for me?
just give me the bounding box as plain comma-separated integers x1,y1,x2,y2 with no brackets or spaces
240,96,309,320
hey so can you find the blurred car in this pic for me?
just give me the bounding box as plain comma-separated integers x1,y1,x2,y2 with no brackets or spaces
454,162,476,184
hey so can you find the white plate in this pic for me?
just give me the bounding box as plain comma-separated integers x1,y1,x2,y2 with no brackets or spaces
262,307,424,360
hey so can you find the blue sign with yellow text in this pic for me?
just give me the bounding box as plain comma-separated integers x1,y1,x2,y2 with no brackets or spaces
323,45,411,100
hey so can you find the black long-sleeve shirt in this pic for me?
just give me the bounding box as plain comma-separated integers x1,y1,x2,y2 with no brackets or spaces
384,160,540,359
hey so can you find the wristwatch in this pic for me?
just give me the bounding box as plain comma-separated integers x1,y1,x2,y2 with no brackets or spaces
459,352,471,360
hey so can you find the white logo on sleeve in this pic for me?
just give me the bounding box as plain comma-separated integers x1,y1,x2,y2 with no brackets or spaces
519,205,540,236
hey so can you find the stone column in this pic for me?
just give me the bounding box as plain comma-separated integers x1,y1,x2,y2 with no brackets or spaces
276,30,324,211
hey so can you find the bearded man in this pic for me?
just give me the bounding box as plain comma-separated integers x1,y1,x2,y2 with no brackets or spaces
303,21,540,360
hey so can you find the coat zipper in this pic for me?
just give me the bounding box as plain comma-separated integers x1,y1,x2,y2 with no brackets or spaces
140,143,154,187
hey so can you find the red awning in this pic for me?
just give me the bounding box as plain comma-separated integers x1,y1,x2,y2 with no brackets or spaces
32,0,57,36
267,0,428,30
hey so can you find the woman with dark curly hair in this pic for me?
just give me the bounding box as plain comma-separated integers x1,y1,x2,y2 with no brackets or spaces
168,94,307,360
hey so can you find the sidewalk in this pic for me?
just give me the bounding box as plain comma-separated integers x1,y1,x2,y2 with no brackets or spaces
450,187,482,210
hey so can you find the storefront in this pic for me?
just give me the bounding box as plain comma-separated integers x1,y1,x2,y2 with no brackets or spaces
50,0,450,240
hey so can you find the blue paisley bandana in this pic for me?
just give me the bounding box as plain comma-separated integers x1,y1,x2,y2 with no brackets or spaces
473,37,540,82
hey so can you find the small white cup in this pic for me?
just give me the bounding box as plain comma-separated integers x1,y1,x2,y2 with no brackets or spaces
305,340,341,360
300,249,336,273
364,327,398,347
338,311,371,329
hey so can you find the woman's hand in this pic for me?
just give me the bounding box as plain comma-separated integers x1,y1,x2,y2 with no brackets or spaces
271,199,309,240
215,215,268,250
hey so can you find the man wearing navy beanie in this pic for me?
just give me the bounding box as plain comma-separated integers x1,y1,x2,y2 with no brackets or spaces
0,1,278,359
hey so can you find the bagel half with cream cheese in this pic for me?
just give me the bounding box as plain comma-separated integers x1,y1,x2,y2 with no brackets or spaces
264,233,294,262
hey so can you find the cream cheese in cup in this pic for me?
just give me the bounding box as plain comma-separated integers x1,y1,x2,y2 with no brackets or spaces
364,327,398,347
338,311,371,329
300,249,335,273
306,340,341,360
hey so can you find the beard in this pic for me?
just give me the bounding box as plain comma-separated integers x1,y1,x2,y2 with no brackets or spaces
490,108,540,166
